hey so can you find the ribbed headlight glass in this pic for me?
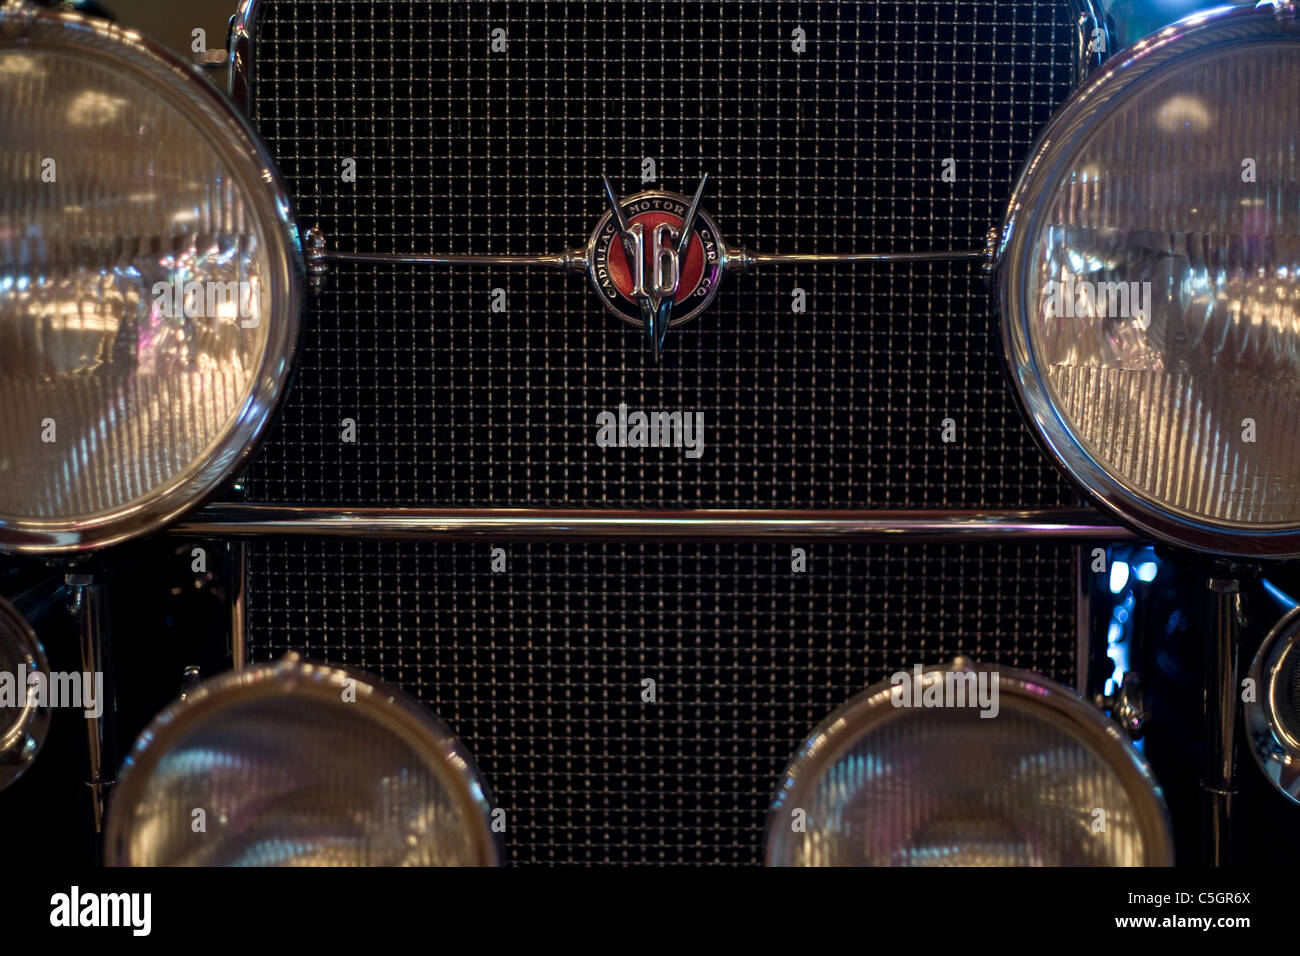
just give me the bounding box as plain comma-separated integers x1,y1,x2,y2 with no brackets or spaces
765,663,1172,866
1002,7,1300,554
0,11,299,553
106,656,500,866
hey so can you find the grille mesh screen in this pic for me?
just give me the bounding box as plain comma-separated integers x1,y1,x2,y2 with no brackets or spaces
247,540,1078,864
247,0,1081,864
248,0,1075,509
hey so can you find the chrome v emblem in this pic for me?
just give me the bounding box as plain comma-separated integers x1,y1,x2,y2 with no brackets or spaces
600,172,709,362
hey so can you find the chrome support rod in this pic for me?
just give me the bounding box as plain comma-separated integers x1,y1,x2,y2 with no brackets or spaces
1204,574,1244,867
228,540,247,670
323,249,585,270
65,573,115,838
173,505,1137,542
225,478,249,670
736,249,985,267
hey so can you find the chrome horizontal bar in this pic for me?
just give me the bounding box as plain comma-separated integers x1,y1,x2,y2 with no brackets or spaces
173,505,1136,542
746,249,984,265
324,250,574,269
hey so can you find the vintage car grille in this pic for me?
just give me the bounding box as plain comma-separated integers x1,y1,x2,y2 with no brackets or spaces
245,0,1080,864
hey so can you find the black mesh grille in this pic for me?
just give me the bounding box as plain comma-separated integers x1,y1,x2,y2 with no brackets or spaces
247,539,1078,865
246,0,1082,864
248,0,1076,509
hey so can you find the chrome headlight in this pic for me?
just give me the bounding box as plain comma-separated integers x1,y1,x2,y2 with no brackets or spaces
0,8,300,553
0,595,49,790
106,656,501,866
765,660,1172,866
1001,4,1300,556
1245,604,1300,803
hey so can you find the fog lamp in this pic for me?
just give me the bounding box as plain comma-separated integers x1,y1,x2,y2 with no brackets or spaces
0,7,300,554
1000,4,1300,556
105,655,501,866
0,595,49,790
764,661,1172,866
1245,604,1300,803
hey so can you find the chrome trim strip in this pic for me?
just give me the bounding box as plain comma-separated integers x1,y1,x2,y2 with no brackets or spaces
226,0,260,117
326,249,582,269
740,249,983,265
172,505,1137,541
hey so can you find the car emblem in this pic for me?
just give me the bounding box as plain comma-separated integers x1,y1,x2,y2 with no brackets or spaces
591,175,722,360
307,174,985,361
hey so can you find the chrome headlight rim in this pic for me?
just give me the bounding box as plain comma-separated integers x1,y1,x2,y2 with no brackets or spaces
1245,603,1300,804
105,653,503,867
998,3,1300,559
0,7,302,556
763,658,1174,866
0,594,50,791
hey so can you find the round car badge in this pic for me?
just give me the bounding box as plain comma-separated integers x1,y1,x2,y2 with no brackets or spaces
586,189,726,329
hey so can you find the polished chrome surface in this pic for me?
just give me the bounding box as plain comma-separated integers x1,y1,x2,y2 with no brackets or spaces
226,0,259,117
325,249,584,269
172,504,1137,541
1068,0,1113,85
0,593,50,791
765,659,1173,866
106,653,501,866
227,540,246,669
1000,2,1300,557
1244,602,1300,804
736,249,984,267
1204,575,1243,864
0,7,301,554
66,573,114,833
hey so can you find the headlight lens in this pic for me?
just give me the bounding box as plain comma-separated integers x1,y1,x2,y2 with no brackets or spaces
106,656,501,866
1001,6,1300,555
0,10,299,553
765,661,1172,866
0,595,49,790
